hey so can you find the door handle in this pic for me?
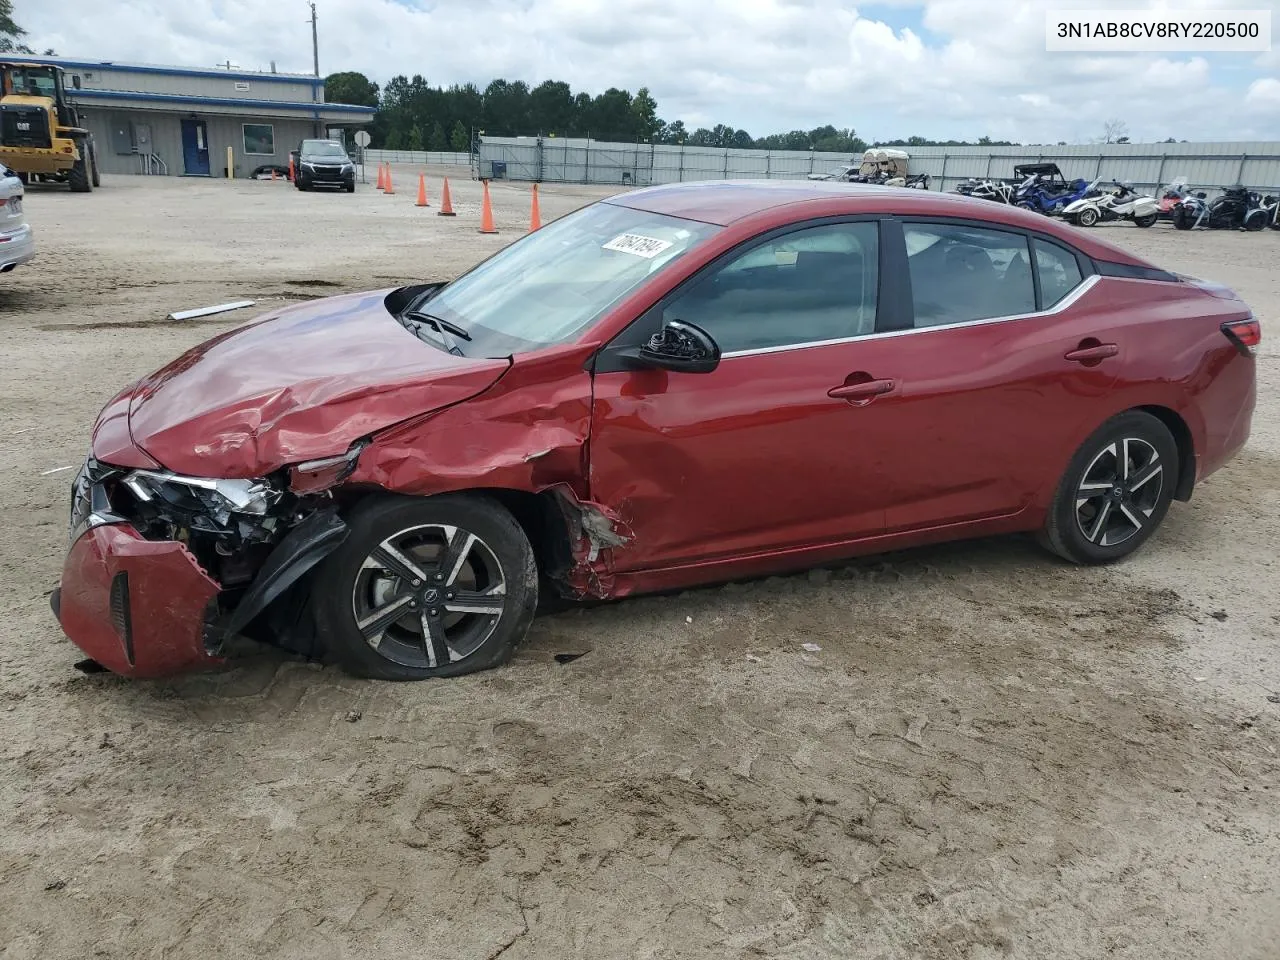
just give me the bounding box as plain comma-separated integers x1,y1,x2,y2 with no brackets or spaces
828,378,895,401
1064,343,1118,363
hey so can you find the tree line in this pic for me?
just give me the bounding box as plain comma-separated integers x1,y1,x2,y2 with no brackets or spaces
324,71,1017,153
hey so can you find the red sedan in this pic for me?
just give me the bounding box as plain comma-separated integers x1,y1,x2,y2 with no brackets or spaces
52,181,1259,680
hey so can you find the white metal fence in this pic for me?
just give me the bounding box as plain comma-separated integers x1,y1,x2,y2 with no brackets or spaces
361,149,472,167
476,136,1280,195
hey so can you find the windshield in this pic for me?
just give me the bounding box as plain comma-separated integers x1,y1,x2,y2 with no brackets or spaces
5,67,57,98
301,140,347,158
419,202,719,356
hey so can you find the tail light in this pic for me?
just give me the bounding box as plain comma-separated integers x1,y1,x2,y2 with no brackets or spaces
1221,318,1261,356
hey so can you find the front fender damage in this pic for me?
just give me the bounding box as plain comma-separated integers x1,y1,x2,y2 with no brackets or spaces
345,346,634,599
546,484,633,599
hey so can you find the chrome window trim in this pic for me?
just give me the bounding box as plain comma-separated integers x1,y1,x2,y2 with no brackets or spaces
719,273,1101,360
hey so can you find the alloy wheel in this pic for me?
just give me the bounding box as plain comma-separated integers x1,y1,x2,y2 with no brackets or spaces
351,523,507,668
1074,438,1164,547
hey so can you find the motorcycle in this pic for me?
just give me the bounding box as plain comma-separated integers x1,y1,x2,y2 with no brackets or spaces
1174,184,1271,231
1061,179,1159,228
1157,176,1193,220
885,173,931,189
1259,194,1280,229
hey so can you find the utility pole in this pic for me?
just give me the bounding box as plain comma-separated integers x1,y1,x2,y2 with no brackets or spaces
309,2,319,77
309,2,321,137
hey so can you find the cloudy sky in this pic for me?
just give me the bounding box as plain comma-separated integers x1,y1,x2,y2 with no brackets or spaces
15,0,1280,144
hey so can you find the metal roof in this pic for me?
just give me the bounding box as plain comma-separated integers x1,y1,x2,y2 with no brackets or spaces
0,53,322,87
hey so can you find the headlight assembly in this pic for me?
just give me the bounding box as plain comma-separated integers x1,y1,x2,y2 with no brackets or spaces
124,470,281,516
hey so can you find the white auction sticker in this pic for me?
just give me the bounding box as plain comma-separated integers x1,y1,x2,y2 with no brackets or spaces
1047,9,1271,52
603,233,674,258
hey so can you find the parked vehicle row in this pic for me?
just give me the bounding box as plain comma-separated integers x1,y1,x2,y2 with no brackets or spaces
809,149,929,189
954,165,1279,232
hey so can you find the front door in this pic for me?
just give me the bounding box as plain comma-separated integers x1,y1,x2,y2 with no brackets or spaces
589,220,898,573
180,118,210,176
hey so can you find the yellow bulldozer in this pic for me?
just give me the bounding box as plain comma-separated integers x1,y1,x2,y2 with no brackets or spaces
0,60,99,192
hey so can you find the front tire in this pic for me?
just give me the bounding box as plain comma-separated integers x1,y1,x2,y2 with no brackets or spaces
67,143,92,193
1041,411,1178,565
313,495,539,680
90,143,101,187
1174,207,1194,230
1077,207,1099,227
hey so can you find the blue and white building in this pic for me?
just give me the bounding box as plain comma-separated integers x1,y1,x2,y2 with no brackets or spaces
2,54,375,177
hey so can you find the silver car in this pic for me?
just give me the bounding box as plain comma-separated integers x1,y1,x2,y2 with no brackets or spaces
0,162,35,273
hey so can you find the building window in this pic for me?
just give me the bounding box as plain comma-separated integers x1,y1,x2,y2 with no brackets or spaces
243,123,275,156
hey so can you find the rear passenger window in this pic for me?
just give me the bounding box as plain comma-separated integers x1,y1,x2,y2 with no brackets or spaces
1033,239,1084,307
663,222,879,353
904,223,1036,327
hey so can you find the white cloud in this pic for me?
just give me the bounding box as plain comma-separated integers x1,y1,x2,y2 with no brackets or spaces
1245,77,1280,110
12,0,1279,142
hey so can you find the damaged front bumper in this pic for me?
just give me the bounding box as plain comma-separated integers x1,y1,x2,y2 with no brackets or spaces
51,459,349,678
52,524,223,677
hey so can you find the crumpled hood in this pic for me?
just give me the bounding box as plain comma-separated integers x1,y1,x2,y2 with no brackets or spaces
120,289,510,478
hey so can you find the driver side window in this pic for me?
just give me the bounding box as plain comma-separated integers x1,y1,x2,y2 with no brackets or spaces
662,222,880,354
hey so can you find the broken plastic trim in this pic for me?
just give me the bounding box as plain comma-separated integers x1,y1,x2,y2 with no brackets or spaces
215,507,349,643
288,439,368,495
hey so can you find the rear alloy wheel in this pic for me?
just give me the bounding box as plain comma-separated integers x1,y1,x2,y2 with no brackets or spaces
314,495,538,680
1133,212,1157,228
1077,207,1099,227
1041,411,1178,564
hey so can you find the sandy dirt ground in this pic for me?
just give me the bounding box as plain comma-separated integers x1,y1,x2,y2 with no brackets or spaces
1,167,1277,960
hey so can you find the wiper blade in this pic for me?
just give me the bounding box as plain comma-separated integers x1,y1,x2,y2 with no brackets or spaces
404,310,471,341
402,310,470,356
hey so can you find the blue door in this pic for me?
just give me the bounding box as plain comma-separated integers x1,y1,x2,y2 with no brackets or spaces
180,118,210,175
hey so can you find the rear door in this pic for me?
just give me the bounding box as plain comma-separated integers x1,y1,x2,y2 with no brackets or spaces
872,220,1122,532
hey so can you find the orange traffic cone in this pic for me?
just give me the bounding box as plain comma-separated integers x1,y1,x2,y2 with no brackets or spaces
271,168,278,181
415,172,429,207
437,177,456,216
288,155,295,182
384,164,395,195
375,163,384,190
529,183,542,231
478,180,498,234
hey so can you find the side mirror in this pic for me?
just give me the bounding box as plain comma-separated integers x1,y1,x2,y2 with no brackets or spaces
619,320,720,374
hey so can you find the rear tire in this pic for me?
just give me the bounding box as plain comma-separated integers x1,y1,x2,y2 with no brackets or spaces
89,143,101,188
1243,214,1265,232
67,144,92,193
1174,207,1194,230
1133,213,1157,228
1041,411,1179,565
313,494,539,680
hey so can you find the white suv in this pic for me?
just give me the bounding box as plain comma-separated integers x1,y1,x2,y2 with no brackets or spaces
0,162,35,273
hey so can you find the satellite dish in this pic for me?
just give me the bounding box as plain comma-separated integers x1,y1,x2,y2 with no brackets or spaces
354,130,371,147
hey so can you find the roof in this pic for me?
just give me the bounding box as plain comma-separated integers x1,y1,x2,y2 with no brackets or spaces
74,88,375,117
605,179,1150,266
0,54,321,86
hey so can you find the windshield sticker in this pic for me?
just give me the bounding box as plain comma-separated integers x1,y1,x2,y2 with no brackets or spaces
603,233,675,259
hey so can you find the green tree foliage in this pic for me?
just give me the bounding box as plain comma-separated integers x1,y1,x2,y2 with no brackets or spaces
367,74,1022,151
323,71,379,107
0,1,52,54
450,121,469,151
